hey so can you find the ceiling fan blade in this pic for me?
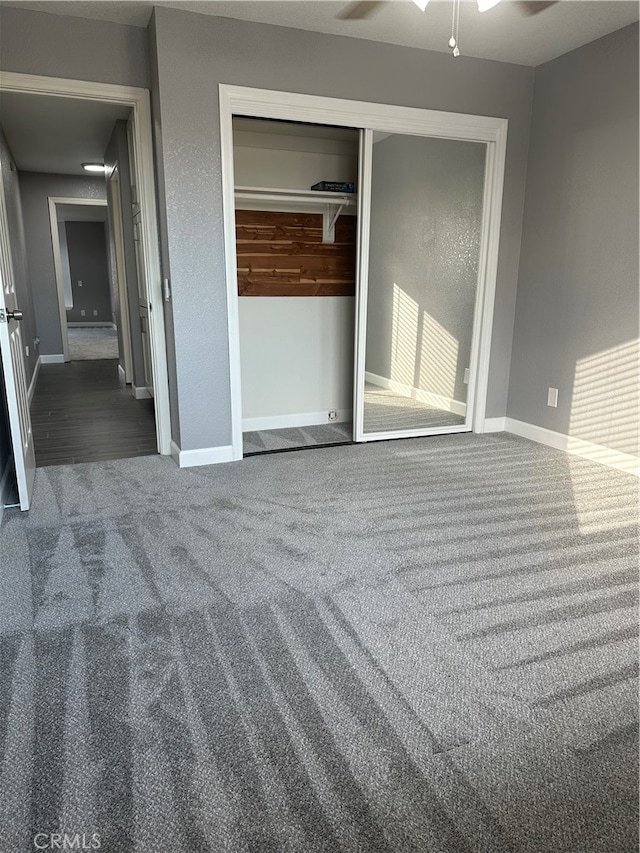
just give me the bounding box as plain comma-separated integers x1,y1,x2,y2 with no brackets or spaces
336,1,385,20
516,1,558,16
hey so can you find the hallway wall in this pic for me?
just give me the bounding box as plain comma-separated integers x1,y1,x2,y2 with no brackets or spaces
65,221,113,324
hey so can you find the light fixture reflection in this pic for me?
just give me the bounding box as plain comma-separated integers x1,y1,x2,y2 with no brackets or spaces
412,0,430,10
477,0,502,11
82,163,107,173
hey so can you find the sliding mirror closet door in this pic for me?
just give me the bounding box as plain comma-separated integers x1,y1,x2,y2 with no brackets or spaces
356,132,486,440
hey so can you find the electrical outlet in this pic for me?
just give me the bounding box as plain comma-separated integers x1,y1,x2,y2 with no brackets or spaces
93,310,98,316
328,410,338,422
34,337,40,348
547,387,558,408
78,280,83,287
80,309,86,317
463,367,470,384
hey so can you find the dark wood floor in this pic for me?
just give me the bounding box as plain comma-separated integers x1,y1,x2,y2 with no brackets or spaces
31,359,157,467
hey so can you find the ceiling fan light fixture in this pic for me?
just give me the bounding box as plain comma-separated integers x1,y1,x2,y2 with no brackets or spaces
412,0,430,11
477,0,502,11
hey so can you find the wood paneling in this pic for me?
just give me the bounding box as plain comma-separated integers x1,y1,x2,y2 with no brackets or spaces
236,210,356,297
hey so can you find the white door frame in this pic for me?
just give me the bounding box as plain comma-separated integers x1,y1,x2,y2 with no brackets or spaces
219,84,508,461
48,197,110,362
0,72,172,455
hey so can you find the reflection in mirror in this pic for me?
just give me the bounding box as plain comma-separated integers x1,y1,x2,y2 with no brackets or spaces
363,133,486,434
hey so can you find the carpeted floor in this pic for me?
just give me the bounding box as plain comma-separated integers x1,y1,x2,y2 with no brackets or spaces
68,327,119,361
243,422,352,454
364,383,466,432
1,433,638,852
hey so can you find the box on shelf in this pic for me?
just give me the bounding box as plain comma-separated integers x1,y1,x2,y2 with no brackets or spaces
310,181,355,193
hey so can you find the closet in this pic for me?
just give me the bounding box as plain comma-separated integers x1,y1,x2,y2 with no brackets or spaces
233,118,359,449
222,89,506,461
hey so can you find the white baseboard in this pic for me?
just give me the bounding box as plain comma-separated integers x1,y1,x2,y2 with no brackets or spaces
504,418,639,476
27,356,41,406
365,371,466,417
133,385,153,400
40,354,65,364
170,440,236,468
482,417,506,433
242,409,352,432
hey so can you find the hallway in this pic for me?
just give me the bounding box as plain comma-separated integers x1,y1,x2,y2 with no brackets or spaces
31,359,156,466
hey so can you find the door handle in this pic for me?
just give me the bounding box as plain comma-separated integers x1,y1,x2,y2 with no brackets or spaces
0,308,23,323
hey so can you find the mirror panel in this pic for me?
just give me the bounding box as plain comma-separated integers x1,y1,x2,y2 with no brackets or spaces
363,133,486,435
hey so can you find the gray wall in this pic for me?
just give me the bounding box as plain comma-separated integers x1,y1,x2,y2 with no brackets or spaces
104,120,147,388
366,134,486,407
19,172,106,356
150,8,534,452
64,221,112,323
0,127,38,388
0,6,149,88
508,23,639,455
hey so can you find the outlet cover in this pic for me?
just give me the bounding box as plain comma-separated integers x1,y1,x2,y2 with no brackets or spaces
328,410,338,422
25,345,29,357
80,309,85,316
547,387,558,408
463,367,470,384
93,310,98,316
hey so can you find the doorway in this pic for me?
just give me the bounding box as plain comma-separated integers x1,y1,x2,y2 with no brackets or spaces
220,86,507,462
0,73,172,509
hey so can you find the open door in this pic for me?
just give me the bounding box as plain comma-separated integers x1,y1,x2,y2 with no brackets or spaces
0,160,35,510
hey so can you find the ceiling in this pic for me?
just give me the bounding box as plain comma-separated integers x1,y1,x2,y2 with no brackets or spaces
0,92,130,174
3,0,639,66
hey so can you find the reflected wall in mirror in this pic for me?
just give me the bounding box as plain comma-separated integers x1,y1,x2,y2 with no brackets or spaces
363,133,486,435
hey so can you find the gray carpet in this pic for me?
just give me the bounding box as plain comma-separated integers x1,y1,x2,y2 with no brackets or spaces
364,383,465,432
1,433,638,852
243,422,352,454
68,327,119,361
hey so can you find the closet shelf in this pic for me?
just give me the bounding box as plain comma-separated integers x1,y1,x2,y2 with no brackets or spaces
234,185,358,207
234,186,358,244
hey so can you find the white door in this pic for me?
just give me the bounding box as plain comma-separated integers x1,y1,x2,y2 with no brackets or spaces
0,163,35,510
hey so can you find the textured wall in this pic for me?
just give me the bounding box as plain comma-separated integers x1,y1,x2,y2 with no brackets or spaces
366,134,485,409
150,7,534,451
508,24,639,455
64,221,112,323
0,128,37,388
19,172,106,356
0,6,149,88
